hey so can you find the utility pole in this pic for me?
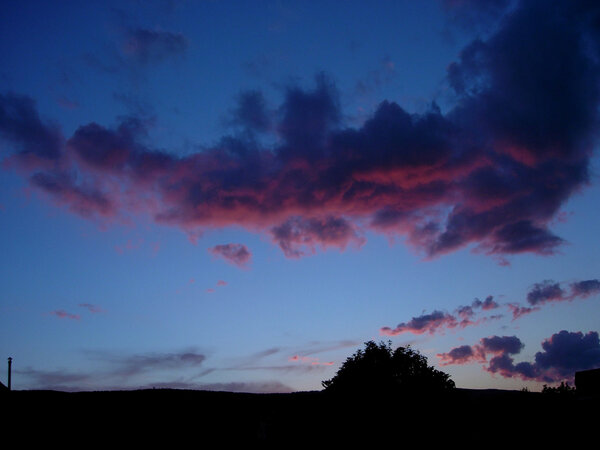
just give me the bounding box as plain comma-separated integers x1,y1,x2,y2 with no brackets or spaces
7,357,12,391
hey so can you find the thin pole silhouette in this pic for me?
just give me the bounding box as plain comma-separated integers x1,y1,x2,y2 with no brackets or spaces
7,357,12,391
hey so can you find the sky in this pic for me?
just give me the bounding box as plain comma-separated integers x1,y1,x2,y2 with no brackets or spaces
1,0,600,393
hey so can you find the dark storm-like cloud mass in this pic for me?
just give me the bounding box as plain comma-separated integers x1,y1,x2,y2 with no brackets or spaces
438,330,600,383
3,1,600,261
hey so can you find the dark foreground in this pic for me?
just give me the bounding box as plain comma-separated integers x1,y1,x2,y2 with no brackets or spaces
2,388,596,445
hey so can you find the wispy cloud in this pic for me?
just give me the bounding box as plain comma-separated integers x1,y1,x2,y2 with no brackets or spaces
49,310,80,320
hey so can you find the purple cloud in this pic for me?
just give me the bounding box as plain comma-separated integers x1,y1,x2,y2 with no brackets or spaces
569,279,600,299
381,310,459,336
526,278,600,306
209,243,251,268
438,330,600,384
3,1,600,262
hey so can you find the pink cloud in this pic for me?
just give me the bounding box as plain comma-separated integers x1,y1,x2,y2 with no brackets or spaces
4,0,600,265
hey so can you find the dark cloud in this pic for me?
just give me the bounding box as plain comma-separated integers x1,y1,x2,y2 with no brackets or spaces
570,279,600,299
438,335,523,367
480,335,523,355
271,216,365,258
209,243,252,268
3,1,600,261
534,330,600,379
230,90,271,133
473,295,499,310
0,92,63,162
457,295,500,321
121,28,188,65
436,344,479,365
527,280,565,305
438,330,600,384
381,310,459,336
526,278,600,306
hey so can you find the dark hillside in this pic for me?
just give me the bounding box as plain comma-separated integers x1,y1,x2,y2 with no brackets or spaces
2,388,595,445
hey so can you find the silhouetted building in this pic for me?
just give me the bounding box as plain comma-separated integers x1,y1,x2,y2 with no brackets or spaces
575,368,600,396
0,381,7,392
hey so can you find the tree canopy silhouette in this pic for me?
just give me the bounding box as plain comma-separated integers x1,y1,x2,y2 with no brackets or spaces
322,340,455,395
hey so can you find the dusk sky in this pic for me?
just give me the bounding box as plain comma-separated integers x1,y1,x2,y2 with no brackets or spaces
2,0,600,393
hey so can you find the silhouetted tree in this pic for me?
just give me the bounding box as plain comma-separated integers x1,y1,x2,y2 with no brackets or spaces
542,381,576,396
322,340,455,395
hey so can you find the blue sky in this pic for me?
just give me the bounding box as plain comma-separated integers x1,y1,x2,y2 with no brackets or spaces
1,0,600,393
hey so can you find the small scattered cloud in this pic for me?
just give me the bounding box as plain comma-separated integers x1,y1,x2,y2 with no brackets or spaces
381,310,459,336
49,310,80,320
209,243,251,268
507,303,540,321
382,296,502,337
79,303,104,314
